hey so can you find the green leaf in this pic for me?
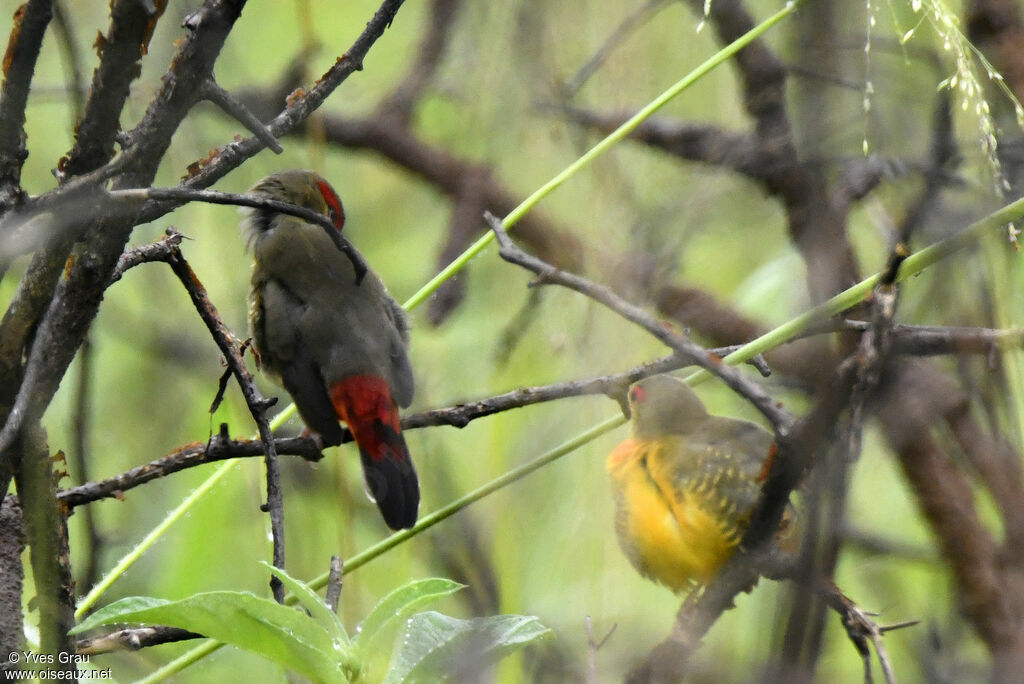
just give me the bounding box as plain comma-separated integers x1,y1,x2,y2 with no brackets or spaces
70,592,348,684
260,562,350,646
355,578,463,654
385,612,552,683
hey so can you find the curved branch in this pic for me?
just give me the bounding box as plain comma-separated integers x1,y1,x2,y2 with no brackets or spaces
0,0,52,210
485,212,795,434
60,348,777,509
108,187,368,283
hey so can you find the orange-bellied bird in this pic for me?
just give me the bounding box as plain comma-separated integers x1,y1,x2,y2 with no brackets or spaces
243,169,418,530
607,374,788,592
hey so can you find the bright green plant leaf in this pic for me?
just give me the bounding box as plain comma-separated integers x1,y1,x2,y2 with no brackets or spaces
384,612,552,683
260,561,351,648
70,592,348,683
356,578,464,656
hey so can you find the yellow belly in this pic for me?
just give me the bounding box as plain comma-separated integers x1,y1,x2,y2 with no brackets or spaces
608,439,738,592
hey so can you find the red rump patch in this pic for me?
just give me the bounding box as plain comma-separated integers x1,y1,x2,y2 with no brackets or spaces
316,179,346,231
630,386,647,403
330,375,405,463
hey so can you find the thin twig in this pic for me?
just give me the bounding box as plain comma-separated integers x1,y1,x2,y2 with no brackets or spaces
57,434,321,509
110,228,186,282
50,1,86,124
57,352,708,508
59,345,782,509
485,211,795,434
70,335,103,592
107,187,367,283
584,616,615,684
161,247,287,604
200,78,283,154
818,579,917,684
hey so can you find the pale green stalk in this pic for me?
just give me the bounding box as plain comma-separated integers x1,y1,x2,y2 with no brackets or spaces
75,408,298,619
126,3,824,679
74,459,240,620
306,413,626,588
684,193,1024,384
139,413,626,682
401,0,807,312
106,0,805,632
137,189,1024,680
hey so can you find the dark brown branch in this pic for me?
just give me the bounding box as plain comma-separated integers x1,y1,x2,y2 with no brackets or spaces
161,246,287,604
58,434,321,509
109,187,368,283
59,0,165,181
0,0,247,474
76,626,202,655
560,107,769,179
968,0,1024,102
60,349,769,509
485,212,795,434
428,166,490,324
876,360,1024,677
0,0,52,211
785,283,899,677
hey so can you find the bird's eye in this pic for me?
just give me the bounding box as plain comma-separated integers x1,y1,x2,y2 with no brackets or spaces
630,386,646,403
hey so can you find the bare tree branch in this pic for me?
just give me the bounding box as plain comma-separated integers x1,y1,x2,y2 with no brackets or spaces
485,212,795,434
161,244,287,603
0,0,52,211
0,0,248,477
199,78,283,154
57,431,321,509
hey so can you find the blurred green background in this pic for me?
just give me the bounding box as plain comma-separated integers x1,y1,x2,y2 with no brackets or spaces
3,0,1021,681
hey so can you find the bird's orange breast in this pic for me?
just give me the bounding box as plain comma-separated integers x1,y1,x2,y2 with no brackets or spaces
607,438,740,592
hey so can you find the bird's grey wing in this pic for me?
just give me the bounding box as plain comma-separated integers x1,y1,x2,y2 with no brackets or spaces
384,295,414,408
259,279,344,445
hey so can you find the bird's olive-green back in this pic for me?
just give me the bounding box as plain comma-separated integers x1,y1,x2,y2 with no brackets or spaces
243,171,413,407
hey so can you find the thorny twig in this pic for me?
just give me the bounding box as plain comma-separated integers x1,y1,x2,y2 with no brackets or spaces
819,580,918,684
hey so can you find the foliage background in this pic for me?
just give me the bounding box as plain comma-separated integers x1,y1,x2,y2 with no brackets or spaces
3,0,1023,681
